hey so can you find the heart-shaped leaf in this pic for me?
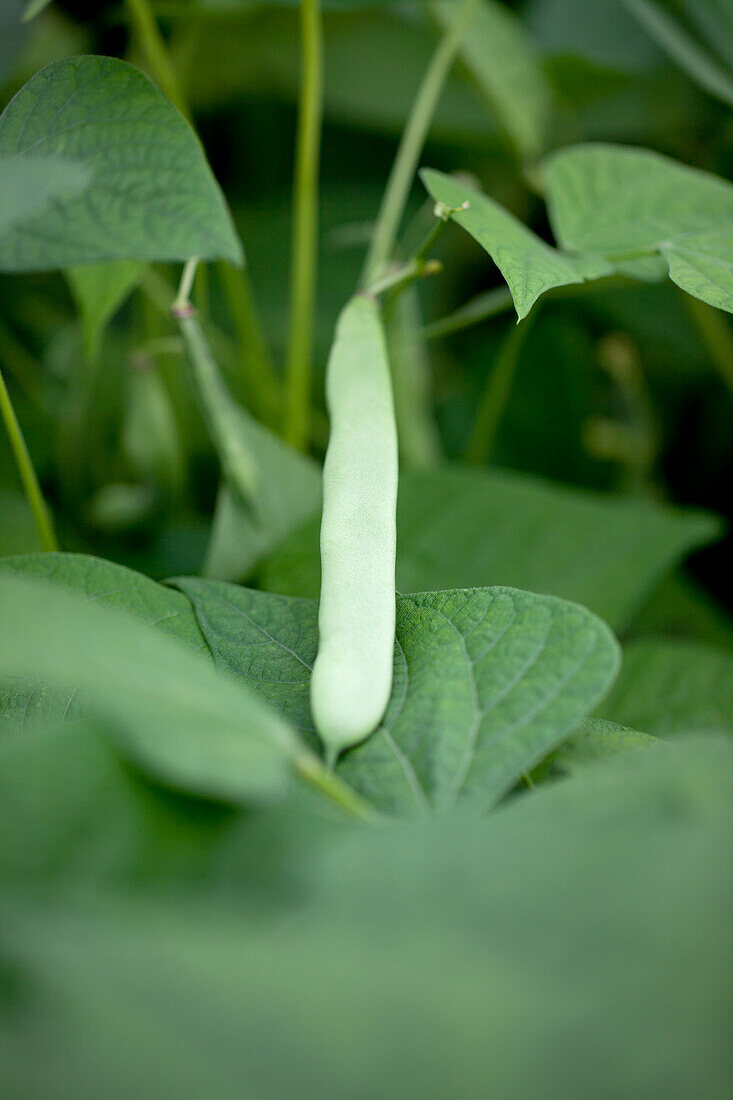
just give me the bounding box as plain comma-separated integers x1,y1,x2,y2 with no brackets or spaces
421,168,612,319
0,56,243,272
542,143,733,313
173,577,620,814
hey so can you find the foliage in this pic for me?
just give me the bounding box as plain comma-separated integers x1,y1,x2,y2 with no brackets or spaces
0,1,732,1094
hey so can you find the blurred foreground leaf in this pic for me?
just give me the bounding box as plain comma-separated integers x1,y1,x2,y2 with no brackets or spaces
0,564,299,801
1,736,731,1098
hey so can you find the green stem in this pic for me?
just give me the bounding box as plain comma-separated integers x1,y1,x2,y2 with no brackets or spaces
125,0,190,118
368,257,443,299
0,366,58,551
361,0,480,286
683,293,733,395
424,286,514,341
283,0,324,450
221,262,281,428
464,312,536,464
172,297,260,505
296,752,379,823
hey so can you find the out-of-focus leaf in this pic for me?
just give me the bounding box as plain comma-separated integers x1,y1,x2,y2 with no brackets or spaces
629,572,733,651
174,7,493,143
66,261,145,358
0,569,299,801
261,465,719,631
601,637,733,736
432,0,552,161
174,577,620,814
200,410,321,583
0,56,243,271
551,716,657,775
620,0,733,106
683,0,733,69
23,0,53,20
0,155,91,237
0,1,29,84
0,492,43,555
542,144,733,314
526,0,661,71
2,737,732,1098
0,552,210,735
422,169,612,319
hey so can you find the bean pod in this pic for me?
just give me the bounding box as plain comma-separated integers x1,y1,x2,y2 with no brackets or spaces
310,293,398,762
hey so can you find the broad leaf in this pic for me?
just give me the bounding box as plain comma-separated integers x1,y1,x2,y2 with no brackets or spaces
0,56,243,272
23,0,53,19
202,426,321,582
0,1,29,84
2,738,732,1098
601,637,733,736
261,465,719,632
432,0,552,161
620,0,733,106
421,168,612,319
0,492,43,555
173,578,620,814
550,716,657,776
542,143,733,313
0,568,300,801
0,155,91,237
66,260,145,357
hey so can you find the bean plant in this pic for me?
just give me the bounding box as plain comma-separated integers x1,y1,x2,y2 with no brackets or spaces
1,1,732,1096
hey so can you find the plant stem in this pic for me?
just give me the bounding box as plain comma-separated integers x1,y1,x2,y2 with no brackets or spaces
0,366,58,551
464,312,536,464
296,751,379,823
361,0,479,286
125,0,190,118
424,286,514,340
283,0,323,450
221,262,281,428
683,293,733,395
368,257,443,299
172,282,260,504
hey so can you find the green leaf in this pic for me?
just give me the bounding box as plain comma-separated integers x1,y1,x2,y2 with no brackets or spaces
66,260,145,358
173,578,620,814
2,737,732,1098
421,168,612,319
202,430,322,583
0,1,29,84
551,716,658,776
431,0,552,161
0,56,243,272
630,571,733,651
0,719,236,887
601,637,733,736
0,566,299,801
0,492,44,555
0,154,91,237
542,143,733,313
23,0,53,20
683,0,733,69
261,465,719,632
620,0,733,107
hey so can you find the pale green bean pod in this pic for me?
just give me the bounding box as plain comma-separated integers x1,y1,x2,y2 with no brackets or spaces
310,293,398,762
